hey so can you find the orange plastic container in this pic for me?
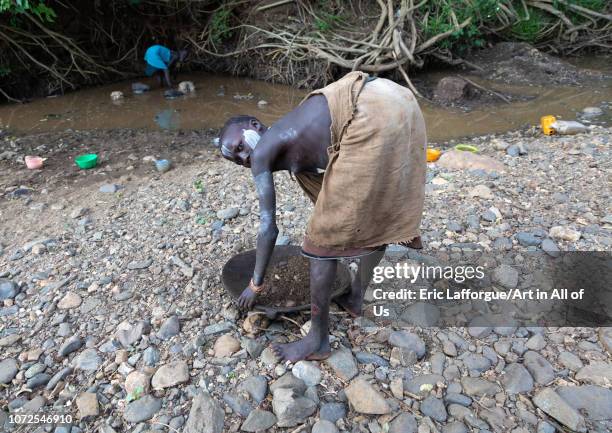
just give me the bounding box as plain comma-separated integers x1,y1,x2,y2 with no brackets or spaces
541,115,557,136
427,148,442,162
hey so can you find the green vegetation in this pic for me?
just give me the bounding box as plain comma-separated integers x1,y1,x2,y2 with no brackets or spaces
210,6,233,44
0,0,55,22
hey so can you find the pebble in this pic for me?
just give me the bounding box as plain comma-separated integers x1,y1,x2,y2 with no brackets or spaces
575,362,612,386
151,361,190,389
73,348,101,372
292,360,322,386
0,279,18,300
0,358,18,384
76,392,99,418
344,378,391,414
125,371,151,396
492,264,519,289
59,335,83,357
523,351,555,384
549,225,581,242
388,330,426,358
468,184,493,199
355,351,389,367
271,387,317,427
319,402,346,423
389,413,417,433
501,363,534,394
240,409,276,432
123,395,161,423
558,351,583,371
420,396,447,422
58,292,82,309
582,106,603,117
312,419,339,433
516,232,542,247
183,392,224,433
213,334,240,357
99,184,122,193
556,385,612,421
325,347,358,381
217,207,239,220
143,346,160,366
237,375,268,403
540,238,560,257
158,315,180,340
223,393,252,417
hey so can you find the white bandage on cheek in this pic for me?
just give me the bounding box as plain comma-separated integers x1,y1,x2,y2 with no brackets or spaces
242,129,261,150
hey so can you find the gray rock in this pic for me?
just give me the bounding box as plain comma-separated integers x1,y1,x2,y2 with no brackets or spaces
184,392,225,433
404,374,445,395
99,184,122,193
217,207,239,220
240,409,276,432
526,333,546,350
575,362,612,386
203,322,233,335
507,144,527,157
524,351,555,384
420,396,447,422
270,373,306,395
558,351,583,371
325,347,358,381
516,232,541,247
355,352,389,367
447,221,464,233
533,388,586,432
466,215,480,230
444,393,472,407
344,378,391,415
0,279,18,300
389,413,417,433
158,315,180,340
127,259,152,270
400,302,440,327
388,331,426,358
501,363,534,394
312,420,339,433
467,316,493,338
292,361,322,387
116,321,148,347
237,376,268,404
492,264,519,289
442,422,468,433
151,361,189,389
59,335,83,357
537,421,556,433
223,393,252,417
46,367,73,390
481,210,497,222
582,106,603,117
319,402,346,423
556,385,612,421
24,363,46,379
143,347,160,366
242,338,264,358
73,348,101,372
462,353,491,374
272,388,317,427
0,358,18,384
275,235,291,245
493,237,512,251
26,373,51,389
123,395,162,423
461,377,501,397
541,239,560,257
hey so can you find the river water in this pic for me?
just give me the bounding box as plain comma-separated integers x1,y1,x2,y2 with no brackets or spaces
0,65,610,143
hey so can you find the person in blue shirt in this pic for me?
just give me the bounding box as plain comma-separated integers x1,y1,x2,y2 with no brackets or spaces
144,45,187,88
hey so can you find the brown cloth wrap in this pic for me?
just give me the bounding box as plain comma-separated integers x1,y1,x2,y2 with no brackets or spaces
295,71,427,256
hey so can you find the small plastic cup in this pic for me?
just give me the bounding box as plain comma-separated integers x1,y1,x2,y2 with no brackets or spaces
25,155,44,169
75,154,98,169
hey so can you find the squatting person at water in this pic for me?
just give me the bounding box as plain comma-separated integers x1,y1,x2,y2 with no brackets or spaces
143,44,187,89
218,71,427,362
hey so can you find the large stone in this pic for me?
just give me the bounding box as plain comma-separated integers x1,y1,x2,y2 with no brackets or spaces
524,351,555,384
404,374,445,395
575,362,612,386
217,207,239,220
556,385,612,421
388,331,426,358
240,409,276,432
469,184,493,200
325,347,358,381
319,402,346,423
151,361,190,389
292,361,322,387
76,392,99,418
223,393,253,417
58,335,83,357
58,292,82,309
434,77,474,102
549,226,581,242
184,392,225,433
213,334,240,358
0,358,18,384
533,388,586,432
501,363,534,394
271,388,317,427
558,351,583,371
312,420,339,433
437,150,505,173
116,321,148,347
123,395,161,423
344,378,391,415
270,372,306,395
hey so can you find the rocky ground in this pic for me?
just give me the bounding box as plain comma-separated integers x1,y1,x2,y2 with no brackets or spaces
0,120,611,433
